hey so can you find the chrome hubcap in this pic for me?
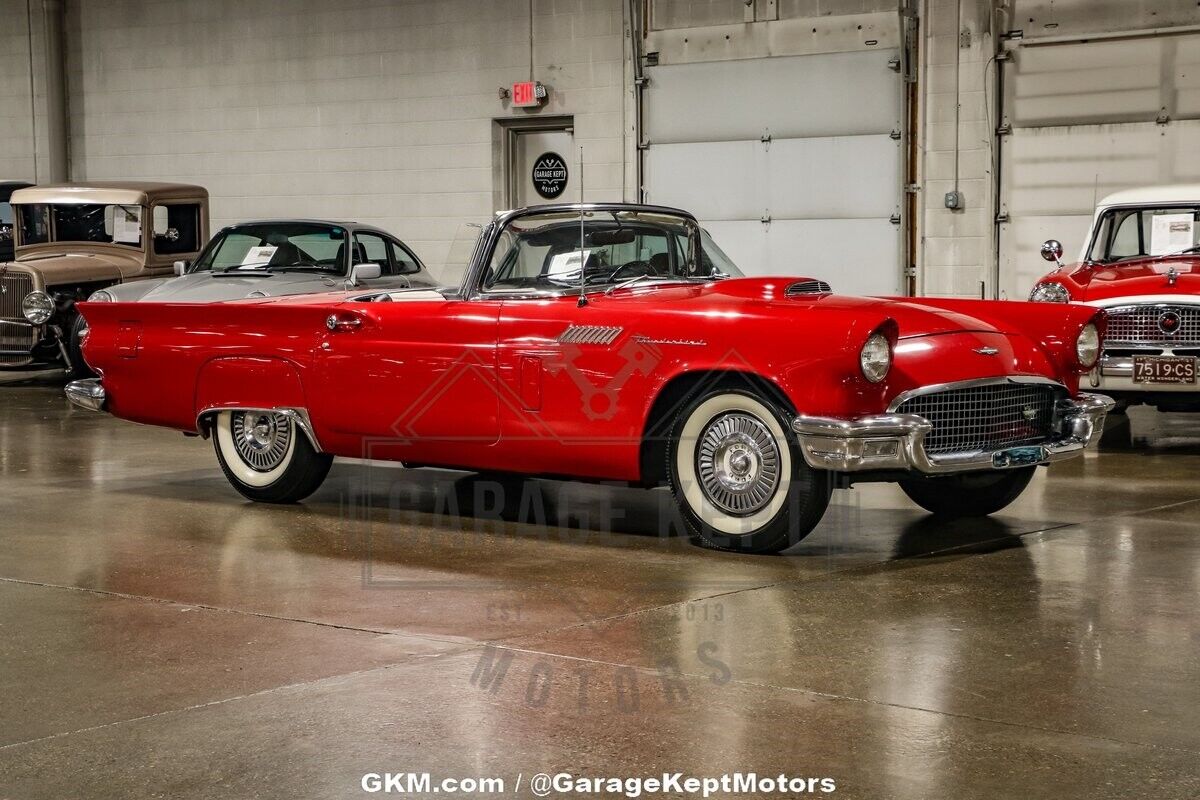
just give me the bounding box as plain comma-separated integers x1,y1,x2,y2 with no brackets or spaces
695,412,781,516
230,411,292,472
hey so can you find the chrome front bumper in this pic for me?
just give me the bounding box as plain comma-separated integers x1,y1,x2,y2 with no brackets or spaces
792,392,1115,474
65,378,106,412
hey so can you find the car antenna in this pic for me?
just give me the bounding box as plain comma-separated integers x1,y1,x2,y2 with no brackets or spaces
577,145,588,307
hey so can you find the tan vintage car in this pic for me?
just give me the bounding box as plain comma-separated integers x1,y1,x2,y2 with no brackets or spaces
1,182,208,374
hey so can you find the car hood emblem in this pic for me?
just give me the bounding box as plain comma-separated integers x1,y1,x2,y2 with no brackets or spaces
974,346,999,355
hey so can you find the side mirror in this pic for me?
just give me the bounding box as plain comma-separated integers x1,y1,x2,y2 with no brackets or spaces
152,206,170,236
1040,239,1064,267
350,263,381,285
173,260,188,276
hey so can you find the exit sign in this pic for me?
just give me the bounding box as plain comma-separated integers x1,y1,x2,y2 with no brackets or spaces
512,80,547,108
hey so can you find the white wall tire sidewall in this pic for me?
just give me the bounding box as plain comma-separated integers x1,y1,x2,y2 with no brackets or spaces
214,410,297,489
675,393,792,536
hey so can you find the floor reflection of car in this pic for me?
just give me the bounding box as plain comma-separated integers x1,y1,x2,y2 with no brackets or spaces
72,203,1111,554
91,219,437,305
1030,185,1200,412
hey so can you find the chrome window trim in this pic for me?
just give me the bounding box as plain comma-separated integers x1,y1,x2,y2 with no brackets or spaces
886,376,1065,413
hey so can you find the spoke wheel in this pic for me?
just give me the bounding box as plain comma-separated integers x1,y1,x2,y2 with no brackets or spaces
695,412,782,516
230,411,293,472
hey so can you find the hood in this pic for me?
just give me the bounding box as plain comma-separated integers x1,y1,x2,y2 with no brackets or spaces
135,270,346,303
1039,257,1200,302
10,252,132,285
698,277,1007,338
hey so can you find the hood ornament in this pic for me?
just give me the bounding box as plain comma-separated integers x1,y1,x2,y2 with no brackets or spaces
974,346,999,356
1167,266,1179,286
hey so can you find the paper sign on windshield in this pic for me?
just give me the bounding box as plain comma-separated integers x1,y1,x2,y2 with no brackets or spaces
112,206,142,245
241,245,278,266
1150,214,1195,256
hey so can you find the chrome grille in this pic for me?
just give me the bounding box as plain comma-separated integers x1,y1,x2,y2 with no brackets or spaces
1105,304,1200,345
786,279,832,296
895,382,1062,456
0,272,35,365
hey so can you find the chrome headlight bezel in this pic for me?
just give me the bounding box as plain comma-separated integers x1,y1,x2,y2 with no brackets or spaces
1029,282,1071,303
87,289,115,303
1076,322,1100,369
21,291,54,325
860,332,892,384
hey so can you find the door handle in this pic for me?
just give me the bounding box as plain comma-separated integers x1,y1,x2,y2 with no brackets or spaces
325,312,363,332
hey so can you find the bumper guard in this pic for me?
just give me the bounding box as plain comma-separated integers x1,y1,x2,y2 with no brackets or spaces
65,378,106,412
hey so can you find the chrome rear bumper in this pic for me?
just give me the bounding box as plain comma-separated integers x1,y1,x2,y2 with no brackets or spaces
65,378,106,412
792,392,1114,474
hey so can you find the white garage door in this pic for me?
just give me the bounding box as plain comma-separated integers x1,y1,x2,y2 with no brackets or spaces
643,49,905,296
998,33,1200,299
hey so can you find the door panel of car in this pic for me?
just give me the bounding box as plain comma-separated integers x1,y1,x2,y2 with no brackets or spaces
494,294,655,481
309,298,501,467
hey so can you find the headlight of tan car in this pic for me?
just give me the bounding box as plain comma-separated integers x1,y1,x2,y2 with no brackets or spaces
1029,282,1071,303
87,289,115,302
1076,322,1100,368
21,291,54,324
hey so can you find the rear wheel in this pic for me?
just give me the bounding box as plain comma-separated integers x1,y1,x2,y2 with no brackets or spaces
212,410,332,503
899,467,1035,518
668,389,831,554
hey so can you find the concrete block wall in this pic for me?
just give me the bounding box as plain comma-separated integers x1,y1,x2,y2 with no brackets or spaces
0,0,38,181
63,0,631,281
918,0,996,298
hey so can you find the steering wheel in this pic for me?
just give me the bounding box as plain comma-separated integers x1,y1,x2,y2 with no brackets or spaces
607,260,655,283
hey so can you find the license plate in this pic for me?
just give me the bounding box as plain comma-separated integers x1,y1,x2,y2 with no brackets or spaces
993,445,1047,469
1132,355,1196,385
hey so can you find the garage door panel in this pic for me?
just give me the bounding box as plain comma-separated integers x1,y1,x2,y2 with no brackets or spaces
766,135,900,219
1002,121,1200,217
705,218,902,295
998,214,1092,301
1007,36,1200,126
644,141,765,220
644,50,902,144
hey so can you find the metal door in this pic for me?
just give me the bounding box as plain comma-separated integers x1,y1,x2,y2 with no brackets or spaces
513,128,575,209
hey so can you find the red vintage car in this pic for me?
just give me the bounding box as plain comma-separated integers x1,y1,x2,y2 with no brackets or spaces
68,204,1112,554
1029,187,1200,412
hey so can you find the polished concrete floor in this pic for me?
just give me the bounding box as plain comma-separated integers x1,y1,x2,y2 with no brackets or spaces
1,374,1199,798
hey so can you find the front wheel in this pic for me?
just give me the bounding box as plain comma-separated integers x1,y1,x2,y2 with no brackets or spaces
212,410,332,503
899,467,1035,518
668,389,832,554
66,313,95,379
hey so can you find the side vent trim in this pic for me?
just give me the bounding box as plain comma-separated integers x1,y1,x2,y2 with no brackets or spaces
558,325,623,345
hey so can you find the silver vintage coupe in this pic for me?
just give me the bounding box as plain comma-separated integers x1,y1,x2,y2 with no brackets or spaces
90,219,436,305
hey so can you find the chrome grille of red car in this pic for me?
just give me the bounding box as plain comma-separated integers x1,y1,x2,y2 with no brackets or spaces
895,382,1063,456
1104,304,1200,345
0,272,35,366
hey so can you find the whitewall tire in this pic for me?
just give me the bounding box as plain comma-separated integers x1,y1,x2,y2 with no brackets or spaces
668,389,831,553
212,410,332,503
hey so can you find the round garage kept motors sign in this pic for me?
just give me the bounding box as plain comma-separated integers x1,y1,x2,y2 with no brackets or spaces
532,152,568,199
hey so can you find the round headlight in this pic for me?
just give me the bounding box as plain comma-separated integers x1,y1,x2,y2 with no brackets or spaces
1029,282,1071,303
21,291,54,325
1076,322,1100,368
860,332,891,383
87,289,114,302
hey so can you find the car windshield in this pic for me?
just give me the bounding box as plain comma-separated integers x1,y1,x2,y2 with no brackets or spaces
481,209,742,293
16,203,145,248
1088,205,1200,262
192,222,349,274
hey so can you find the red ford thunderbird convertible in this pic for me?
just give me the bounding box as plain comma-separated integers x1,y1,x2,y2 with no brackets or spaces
1030,185,1200,412
68,204,1113,553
